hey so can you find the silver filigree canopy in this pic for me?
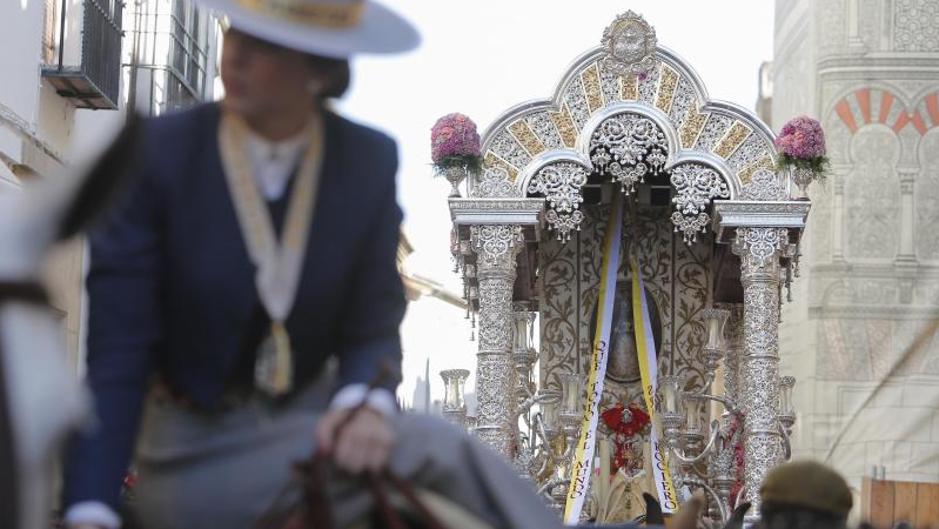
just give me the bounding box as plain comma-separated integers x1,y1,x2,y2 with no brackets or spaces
600,11,658,77
527,162,588,242
590,113,668,195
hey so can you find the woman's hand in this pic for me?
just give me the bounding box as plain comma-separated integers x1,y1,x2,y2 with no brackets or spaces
314,406,395,474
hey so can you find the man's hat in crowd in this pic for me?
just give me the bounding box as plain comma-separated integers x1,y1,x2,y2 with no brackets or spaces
760,460,854,518
195,0,420,58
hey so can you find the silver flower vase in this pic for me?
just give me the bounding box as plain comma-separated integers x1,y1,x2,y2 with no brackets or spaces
444,165,468,198
791,166,815,199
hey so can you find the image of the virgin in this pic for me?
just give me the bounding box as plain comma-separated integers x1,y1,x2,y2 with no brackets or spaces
590,280,662,383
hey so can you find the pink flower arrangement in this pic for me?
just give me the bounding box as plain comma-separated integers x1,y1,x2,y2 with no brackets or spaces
775,116,829,177
431,113,482,174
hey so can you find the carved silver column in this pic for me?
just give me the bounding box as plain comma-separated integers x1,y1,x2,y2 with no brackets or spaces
471,224,524,456
732,227,788,519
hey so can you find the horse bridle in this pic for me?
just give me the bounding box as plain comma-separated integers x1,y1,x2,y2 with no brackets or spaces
0,281,50,307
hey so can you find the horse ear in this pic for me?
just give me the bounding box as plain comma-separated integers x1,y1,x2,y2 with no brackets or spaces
643,492,664,525
57,113,144,240
723,501,751,529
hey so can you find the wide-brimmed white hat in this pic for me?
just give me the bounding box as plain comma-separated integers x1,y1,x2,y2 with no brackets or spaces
196,0,420,58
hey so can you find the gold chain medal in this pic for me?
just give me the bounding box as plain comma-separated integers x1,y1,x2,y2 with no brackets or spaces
255,321,294,395
219,111,324,397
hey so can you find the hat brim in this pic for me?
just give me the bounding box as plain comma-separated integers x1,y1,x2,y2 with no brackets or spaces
195,0,420,58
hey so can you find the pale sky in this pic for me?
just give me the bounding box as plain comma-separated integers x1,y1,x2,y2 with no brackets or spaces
337,0,776,406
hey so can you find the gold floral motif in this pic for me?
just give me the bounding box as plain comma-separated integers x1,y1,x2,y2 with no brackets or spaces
655,64,679,113
550,105,578,148
620,73,639,101
484,151,519,182
582,64,605,112
738,156,775,184
508,120,546,157
680,108,708,149
713,122,752,159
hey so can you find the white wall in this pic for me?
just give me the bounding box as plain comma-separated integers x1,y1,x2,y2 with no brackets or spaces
0,0,46,163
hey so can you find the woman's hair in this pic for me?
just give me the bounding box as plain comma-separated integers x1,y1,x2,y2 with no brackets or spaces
308,55,351,100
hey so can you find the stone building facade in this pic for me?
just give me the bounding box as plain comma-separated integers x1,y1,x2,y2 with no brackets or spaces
774,0,939,487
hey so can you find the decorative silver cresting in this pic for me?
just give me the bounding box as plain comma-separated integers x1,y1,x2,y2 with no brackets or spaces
599,11,658,77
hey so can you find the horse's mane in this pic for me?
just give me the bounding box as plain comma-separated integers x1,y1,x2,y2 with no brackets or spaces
58,114,144,240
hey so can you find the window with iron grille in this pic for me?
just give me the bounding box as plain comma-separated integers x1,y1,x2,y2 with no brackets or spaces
42,0,124,110
128,0,212,116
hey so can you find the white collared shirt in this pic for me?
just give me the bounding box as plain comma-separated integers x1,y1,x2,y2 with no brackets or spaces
244,127,308,201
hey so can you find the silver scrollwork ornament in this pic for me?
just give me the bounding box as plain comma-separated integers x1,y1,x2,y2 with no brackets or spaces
742,169,786,201
670,163,730,243
470,225,524,270
528,162,588,241
476,166,521,198
732,227,789,270
590,113,668,195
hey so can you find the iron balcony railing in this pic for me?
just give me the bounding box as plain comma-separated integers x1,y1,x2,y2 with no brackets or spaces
82,0,124,105
42,0,124,110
